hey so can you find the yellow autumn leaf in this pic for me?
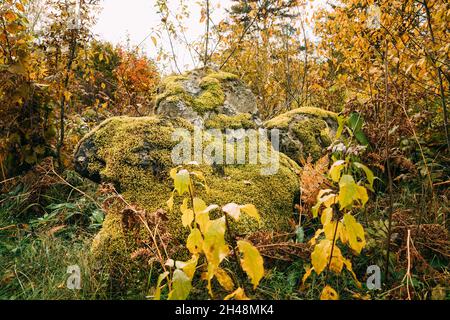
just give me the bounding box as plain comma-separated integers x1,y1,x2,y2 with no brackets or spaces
343,258,361,288
168,269,191,300
237,240,264,289
175,255,198,280
329,160,345,182
153,271,169,300
338,174,368,209
15,3,25,12
151,36,157,46
166,194,174,212
224,287,250,300
4,11,16,23
186,228,203,254
320,285,339,300
64,91,72,102
323,220,345,243
181,198,194,228
343,214,366,254
215,268,234,291
193,197,207,213
302,266,314,284
240,204,260,222
195,211,211,234
174,169,190,195
321,207,333,225
311,239,344,275
202,217,228,267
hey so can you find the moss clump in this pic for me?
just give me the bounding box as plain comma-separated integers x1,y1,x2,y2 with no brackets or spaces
263,107,338,163
265,107,337,129
156,69,241,115
292,118,332,161
192,76,225,114
205,113,256,129
75,115,301,252
155,75,190,106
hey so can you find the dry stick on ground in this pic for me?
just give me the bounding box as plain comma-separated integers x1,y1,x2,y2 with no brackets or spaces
402,229,414,300
383,39,395,283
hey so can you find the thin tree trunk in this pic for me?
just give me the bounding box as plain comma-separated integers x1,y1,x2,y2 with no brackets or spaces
423,0,449,151
56,29,78,170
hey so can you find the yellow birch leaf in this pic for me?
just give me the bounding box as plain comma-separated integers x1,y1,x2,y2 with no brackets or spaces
181,198,194,228
224,287,250,300
237,240,264,289
320,285,339,300
215,268,234,291
186,228,203,254
343,214,366,254
174,169,190,195
168,269,191,300
240,204,260,222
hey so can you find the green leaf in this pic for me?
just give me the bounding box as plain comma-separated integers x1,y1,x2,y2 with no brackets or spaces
347,112,364,132
154,271,169,300
295,226,305,243
354,130,369,146
237,240,264,289
353,162,375,190
168,269,191,300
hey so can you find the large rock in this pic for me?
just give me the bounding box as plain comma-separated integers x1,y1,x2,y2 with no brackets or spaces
74,116,300,269
155,68,261,129
265,107,339,163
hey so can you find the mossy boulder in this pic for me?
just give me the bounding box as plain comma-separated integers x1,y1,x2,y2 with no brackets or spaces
74,116,300,271
264,107,339,163
155,68,261,129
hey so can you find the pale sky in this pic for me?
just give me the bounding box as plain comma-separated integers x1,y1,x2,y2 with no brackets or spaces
92,0,323,74
92,0,233,73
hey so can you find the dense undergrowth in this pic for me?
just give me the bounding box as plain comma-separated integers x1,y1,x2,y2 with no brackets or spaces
1,155,448,300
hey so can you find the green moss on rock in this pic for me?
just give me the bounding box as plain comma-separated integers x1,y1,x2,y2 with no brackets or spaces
75,116,301,277
156,70,240,115
204,113,256,130
265,107,337,129
192,76,225,114
264,107,338,163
